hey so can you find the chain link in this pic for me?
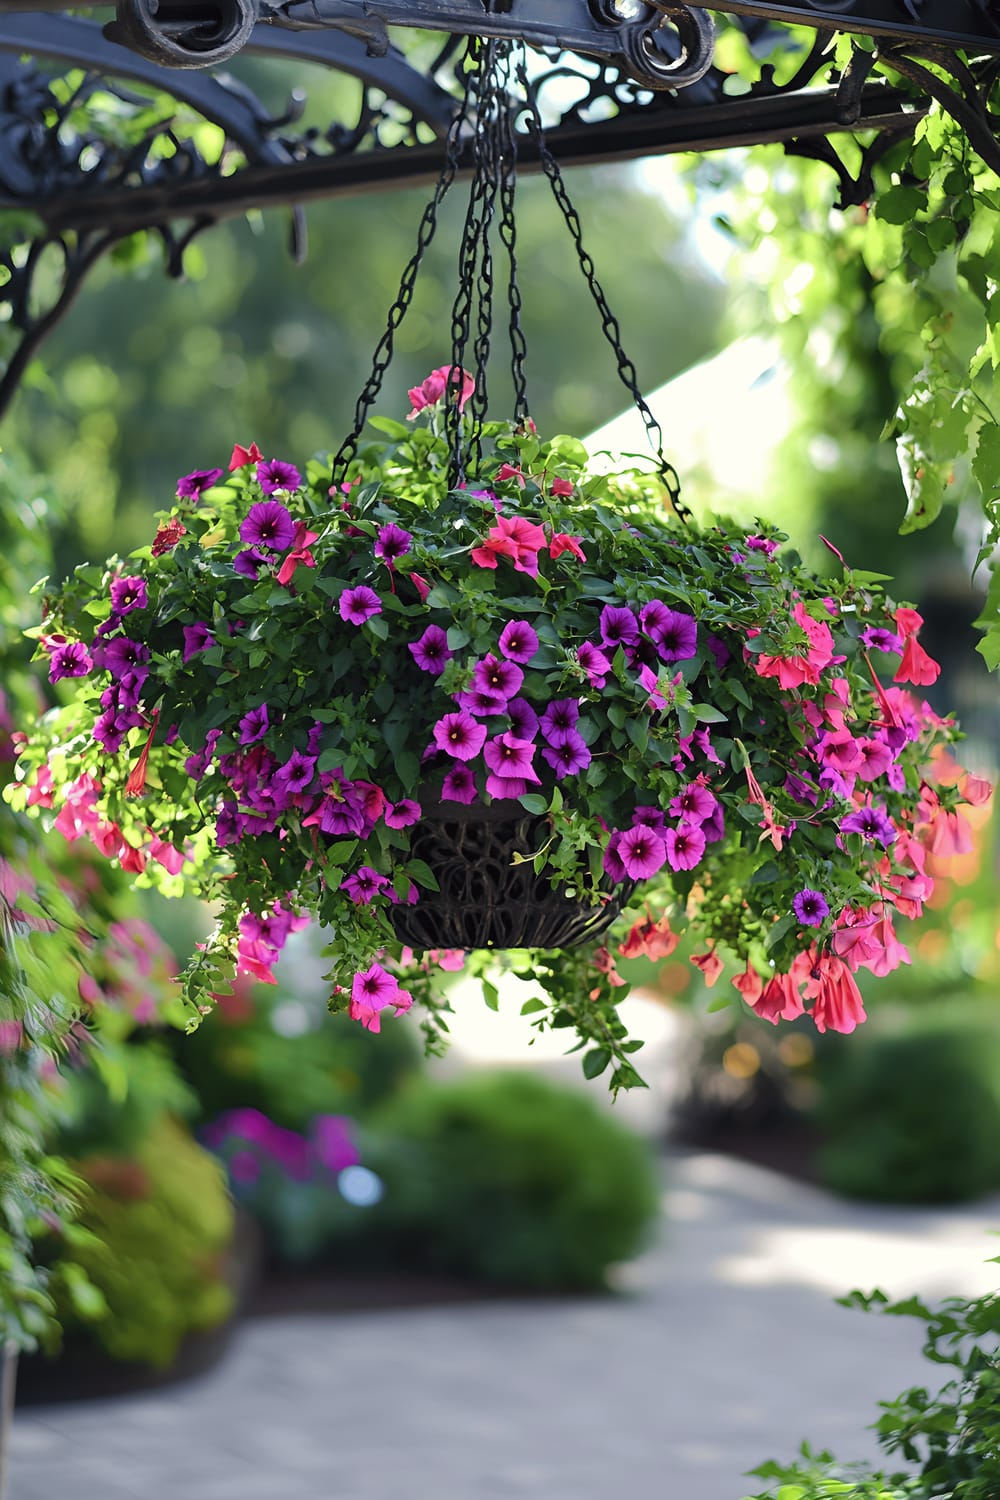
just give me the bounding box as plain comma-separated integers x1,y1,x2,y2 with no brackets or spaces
515,50,690,521
498,47,529,423
330,42,477,485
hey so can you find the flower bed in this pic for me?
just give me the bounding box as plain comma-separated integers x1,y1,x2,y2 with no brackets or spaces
6,384,987,1086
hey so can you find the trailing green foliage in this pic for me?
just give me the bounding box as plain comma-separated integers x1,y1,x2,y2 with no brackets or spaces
743,1270,1000,1499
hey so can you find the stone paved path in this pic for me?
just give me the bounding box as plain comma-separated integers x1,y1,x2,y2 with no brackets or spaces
10,1151,1000,1500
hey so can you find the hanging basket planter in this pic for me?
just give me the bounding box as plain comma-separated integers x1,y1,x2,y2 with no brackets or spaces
385,798,636,952
6,37,988,1089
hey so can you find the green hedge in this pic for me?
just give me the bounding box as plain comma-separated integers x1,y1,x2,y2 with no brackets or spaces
364,1069,660,1290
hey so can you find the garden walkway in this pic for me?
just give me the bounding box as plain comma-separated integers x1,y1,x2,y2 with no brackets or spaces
10,1149,1000,1500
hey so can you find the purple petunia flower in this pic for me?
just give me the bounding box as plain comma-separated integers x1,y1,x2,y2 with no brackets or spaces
793,888,830,926
374,523,413,562
110,576,148,615
385,799,421,829
498,620,539,665
339,586,382,627
472,654,523,702
602,832,628,883
183,622,215,663
455,686,508,717
744,535,779,555
312,1115,360,1174
841,805,897,847
433,711,487,762
577,641,613,689
540,699,580,745
234,546,270,580
617,824,667,880
48,641,92,683
599,604,639,651
239,703,269,746
633,806,667,834
240,500,295,551
256,460,301,495
216,801,242,847
484,733,540,783
860,626,903,654
185,729,221,781
93,706,142,753
275,749,317,794
441,764,477,804
664,822,707,872
409,624,452,674
639,600,673,641
177,467,223,499
650,608,698,662
113,668,148,711
507,698,540,741
540,733,591,779
100,637,151,679
341,867,391,905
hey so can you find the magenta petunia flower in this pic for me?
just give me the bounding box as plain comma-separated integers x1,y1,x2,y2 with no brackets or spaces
177,467,223,499
239,703,269,745
633,806,667,834
409,624,452,674
48,641,92,683
855,737,895,783
745,535,779,555
256,459,302,495
540,699,580,744
340,867,391,905
441,764,477,803
349,961,405,1032
472,654,523,702
100,637,150,679
541,733,591,778
484,733,540,782
507,698,540,741
339,586,382,626
182,622,214,663
665,823,707,872
240,500,295,551
113,667,147,709
617,824,667,880
793,888,830,926
668,783,718,825
110,576,148,615
433,711,487,761
599,604,639,650
486,774,532,800
650,608,698,662
577,642,613,688
93,707,142,753
498,620,539,664
385,798,421,829
374,523,413,562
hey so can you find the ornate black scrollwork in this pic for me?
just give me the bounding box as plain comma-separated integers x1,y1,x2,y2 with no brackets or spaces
105,0,258,69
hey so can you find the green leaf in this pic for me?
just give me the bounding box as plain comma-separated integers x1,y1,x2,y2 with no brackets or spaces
874,185,926,224
973,422,1000,500
482,980,500,1012
691,703,728,724
366,615,388,640
582,1047,611,1079
520,998,546,1015
518,793,548,814
405,858,440,893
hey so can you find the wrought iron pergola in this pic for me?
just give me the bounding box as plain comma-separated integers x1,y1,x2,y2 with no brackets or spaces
0,0,999,416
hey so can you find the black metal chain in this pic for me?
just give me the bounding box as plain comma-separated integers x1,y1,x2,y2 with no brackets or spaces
446,36,504,484
498,47,529,424
330,43,478,485
515,49,690,521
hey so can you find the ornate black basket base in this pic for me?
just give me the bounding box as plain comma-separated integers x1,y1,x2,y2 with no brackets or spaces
389,804,634,951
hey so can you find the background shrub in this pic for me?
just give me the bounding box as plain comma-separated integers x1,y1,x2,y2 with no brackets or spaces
54,1115,235,1367
814,1003,1000,1204
363,1069,660,1291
